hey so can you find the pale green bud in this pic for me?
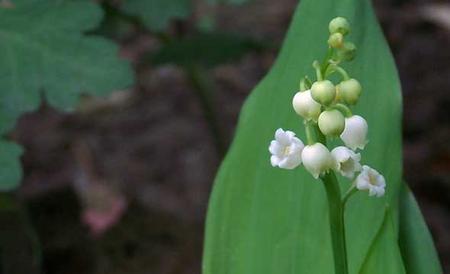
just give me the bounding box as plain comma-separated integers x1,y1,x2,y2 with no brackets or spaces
329,17,350,35
311,80,336,106
318,109,345,137
292,90,322,121
328,33,344,48
337,78,362,105
337,42,356,61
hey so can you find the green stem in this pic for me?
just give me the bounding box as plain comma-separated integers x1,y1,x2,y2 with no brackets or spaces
304,121,315,145
185,64,226,157
333,103,352,117
342,185,358,206
313,61,323,81
321,48,334,76
313,123,327,145
299,79,307,91
321,172,349,274
306,123,348,274
333,66,350,80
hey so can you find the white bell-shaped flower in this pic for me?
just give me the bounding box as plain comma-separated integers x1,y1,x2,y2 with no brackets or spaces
292,90,322,121
269,128,304,169
355,165,386,197
331,146,362,178
301,143,336,179
340,115,368,150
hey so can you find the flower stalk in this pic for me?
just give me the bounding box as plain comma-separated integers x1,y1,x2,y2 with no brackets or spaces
268,16,387,274
321,172,348,274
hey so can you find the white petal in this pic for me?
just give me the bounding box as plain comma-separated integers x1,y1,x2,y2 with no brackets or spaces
291,136,305,147
275,128,285,140
355,165,386,197
289,138,305,155
340,115,368,150
278,154,302,169
331,146,351,162
269,140,283,156
292,90,322,121
271,155,281,167
331,146,361,178
355,172,370,190
375,186,385,197
375,174,386,188
301,143,332,179
275,128,291,146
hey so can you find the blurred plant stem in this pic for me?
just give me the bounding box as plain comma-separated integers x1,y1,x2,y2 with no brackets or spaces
185,64,226,157
100,3,227,157
0,192,41,274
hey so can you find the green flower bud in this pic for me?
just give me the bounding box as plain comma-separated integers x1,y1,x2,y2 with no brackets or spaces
337,78,362,105
311,80,336,106
328,33,344,48
318,109,345,137
329,17,350,35
336,42,356,61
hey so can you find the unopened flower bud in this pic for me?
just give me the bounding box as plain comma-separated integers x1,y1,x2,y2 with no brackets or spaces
292,90,322,121
301,143,336,179
329,17,350,35
337,78,362,105
340,115,368,150
337,42,356,61
318,109,345,137
328,32,344,48
311,80,336,106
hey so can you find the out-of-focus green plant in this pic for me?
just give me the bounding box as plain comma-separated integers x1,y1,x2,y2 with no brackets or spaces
202,0,443,273
122,0,192,32
0,0,133,191
116,0,265,156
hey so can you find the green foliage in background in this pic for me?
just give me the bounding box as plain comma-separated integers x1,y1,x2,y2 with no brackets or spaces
206,0,250,5
122,0,192,32
0,0,133,190
202,0,442,273
152,32,266,68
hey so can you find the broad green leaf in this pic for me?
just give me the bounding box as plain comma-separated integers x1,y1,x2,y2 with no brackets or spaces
203,0,441,274
359,208,406,274
0,141,23,191
152,32,266,68
398,184,443,274
0,0,133,134
122,0,191,32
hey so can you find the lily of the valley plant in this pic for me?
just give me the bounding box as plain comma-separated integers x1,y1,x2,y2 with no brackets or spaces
269,17,386,274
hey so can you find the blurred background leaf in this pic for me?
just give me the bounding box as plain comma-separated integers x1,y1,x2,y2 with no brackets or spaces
0,0,133,190
121,0,192,32
0,141,23,191
152,32,267,68
206,0,250,5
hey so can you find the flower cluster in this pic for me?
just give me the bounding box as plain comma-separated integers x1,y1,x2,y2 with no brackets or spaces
269,17,386,198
